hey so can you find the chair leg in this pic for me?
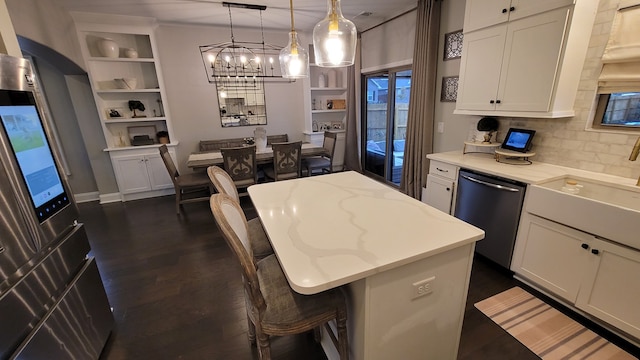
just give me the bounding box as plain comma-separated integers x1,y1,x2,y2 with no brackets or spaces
247,312,256,345
175,189,181,215
313,326,322,343
256,331,271,360
337,306,349,360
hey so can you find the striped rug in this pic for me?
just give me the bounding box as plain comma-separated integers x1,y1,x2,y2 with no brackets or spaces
474,287,636,359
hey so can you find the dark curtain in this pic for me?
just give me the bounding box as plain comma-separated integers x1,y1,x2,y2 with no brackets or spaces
400,0,441,198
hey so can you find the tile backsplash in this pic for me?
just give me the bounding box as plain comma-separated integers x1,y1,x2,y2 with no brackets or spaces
494,0,639,180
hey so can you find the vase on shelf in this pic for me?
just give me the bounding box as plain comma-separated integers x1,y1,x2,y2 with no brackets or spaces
318,73,326,88
254,127,267,151
98,38,119,58
124,48,138,58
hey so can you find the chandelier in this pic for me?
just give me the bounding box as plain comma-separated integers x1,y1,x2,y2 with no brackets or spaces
199,2,291,83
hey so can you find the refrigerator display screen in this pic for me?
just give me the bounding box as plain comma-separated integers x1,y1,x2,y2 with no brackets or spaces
0,90,69,223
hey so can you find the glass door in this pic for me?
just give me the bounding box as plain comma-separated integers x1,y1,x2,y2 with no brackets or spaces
363,69,411,185
364,74,388,179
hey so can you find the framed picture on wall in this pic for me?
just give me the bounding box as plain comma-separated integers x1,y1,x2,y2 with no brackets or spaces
443,30,463,60
440,76,459,102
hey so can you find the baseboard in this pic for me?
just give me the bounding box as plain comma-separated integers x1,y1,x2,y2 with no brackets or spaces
74,191,100,203
99,192,122,204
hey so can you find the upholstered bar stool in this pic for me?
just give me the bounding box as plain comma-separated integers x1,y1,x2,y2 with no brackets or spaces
209,194,349,360
207,166,273,260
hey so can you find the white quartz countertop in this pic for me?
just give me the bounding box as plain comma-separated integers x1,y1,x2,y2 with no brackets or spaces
248,171,485,295
428,150,639,187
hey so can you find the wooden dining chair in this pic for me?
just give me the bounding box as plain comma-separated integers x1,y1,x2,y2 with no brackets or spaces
159,144,211,214
263,141,302,181
304,131,338,176
207,166,273,260
220,145,258,196
209,193,349,360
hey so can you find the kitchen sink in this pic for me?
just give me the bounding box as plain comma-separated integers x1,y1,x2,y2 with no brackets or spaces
536,176,640,211
526,176,640,250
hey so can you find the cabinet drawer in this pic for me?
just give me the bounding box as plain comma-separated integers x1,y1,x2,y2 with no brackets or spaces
428,161,457,181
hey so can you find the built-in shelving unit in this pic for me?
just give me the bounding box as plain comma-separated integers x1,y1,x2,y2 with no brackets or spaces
73,12,177,201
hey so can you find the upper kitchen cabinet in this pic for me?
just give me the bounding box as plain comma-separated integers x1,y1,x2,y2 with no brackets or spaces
72,12,177,201
455,0,599,118
463,0,574,33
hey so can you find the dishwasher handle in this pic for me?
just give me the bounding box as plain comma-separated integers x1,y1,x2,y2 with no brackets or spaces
459,173,520,192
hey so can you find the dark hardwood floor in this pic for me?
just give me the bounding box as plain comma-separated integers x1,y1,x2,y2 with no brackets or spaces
78,195,639,359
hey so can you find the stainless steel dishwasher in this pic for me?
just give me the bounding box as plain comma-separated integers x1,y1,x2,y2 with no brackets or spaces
454,169,526,269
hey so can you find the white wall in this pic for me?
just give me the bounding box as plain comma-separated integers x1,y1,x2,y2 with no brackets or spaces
156,23,309,174
6,0,84,68
434,0,477,153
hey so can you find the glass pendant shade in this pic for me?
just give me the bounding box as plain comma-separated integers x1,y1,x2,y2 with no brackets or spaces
313,0,357,67
280,30,309,79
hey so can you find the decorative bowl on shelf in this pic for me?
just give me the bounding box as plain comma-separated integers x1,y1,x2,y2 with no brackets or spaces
98,38,119,58
114,78,137,89
123,48,138,58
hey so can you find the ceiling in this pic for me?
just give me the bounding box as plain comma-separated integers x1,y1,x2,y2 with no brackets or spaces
55,0,418,33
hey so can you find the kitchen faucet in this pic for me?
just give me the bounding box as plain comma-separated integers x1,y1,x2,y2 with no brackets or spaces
630,136,640,186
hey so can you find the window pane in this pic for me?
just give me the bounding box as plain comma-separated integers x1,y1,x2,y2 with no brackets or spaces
391,70,411,184
601,92,640,127
364,75,388,178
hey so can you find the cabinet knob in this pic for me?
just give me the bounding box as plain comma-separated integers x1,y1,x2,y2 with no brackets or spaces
591,249,600,255
490,100,495,104
436,167,449,173
581,243,589,250
510,6,515,12
446,187,451,191
502,8,508,13
496,100,502,104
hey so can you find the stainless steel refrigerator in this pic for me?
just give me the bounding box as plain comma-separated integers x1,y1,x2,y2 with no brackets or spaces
0,54,113,359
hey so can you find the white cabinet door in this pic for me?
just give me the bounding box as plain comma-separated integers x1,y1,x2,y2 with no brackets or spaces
576,238,640,340
456,26,506,111
457,8,569,113
513,214,592,303
425,175,455,214
146,153,173,190
464,0,573,32
112,155,152,194
463,0,511,32
496,7,569,112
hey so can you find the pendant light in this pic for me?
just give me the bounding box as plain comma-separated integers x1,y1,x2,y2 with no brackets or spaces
312,0,357,67
280,0,309,78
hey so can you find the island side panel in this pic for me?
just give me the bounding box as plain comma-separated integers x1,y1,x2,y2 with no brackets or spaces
321,242,476,360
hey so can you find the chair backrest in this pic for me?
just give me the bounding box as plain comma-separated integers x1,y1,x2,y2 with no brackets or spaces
266,134,289,145
271,141,302,180
220,145,258,187
323,131,338,165
209,194,265,310
159,145,179,186
207,166,240,203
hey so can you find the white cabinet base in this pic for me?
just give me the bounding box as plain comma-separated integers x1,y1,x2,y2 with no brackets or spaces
321,243,475,360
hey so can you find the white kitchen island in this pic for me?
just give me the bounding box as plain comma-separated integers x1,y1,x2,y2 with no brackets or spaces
248,171,484,360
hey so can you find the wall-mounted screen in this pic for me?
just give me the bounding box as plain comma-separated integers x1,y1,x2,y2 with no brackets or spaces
0,90,69,223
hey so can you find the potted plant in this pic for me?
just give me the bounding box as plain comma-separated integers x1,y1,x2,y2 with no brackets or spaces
156,130,170,144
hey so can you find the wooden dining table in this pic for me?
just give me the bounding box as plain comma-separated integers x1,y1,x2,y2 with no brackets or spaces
186,143,327,169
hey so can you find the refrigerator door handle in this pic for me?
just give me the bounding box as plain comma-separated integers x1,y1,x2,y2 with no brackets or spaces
459,174,520,192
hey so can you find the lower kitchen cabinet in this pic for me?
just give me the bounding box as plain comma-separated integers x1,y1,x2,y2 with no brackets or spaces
110,146,175,201
424,160,458,214
512,213,591,303
575,237,640,341
512,213,640,341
